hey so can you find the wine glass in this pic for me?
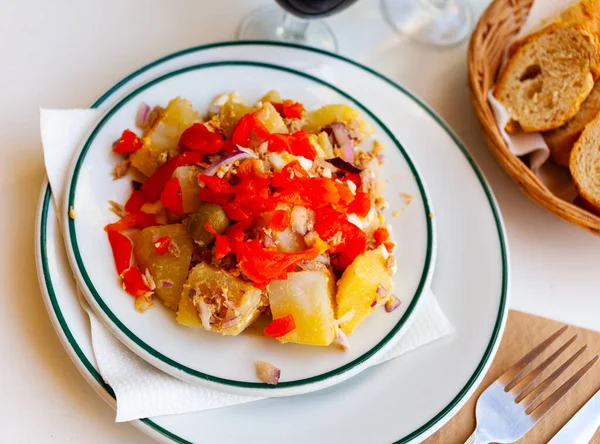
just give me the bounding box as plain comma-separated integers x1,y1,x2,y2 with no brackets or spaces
381,0,472,46
237,0,359,53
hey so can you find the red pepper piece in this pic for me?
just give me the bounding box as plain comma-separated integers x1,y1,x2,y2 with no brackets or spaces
107,231,132,275
264,314,296,338
198,188,234,206
269,210,290,232
236,240,319,286
124,190,145,213
121,267,150,297
268,130,316,160
160,177,183,215
231,114,271,147
223,202,253,222
141,151,203,202
347,191,371,218
198,175,235,194
113,129,143,154
105,211,157,232
335,183,355,209
178,123,225,154
314,207,366,269
384,241,395,252
373,227,390,246
271,100,305,119
204,223,235,259
225,220,252,243
342,172,362,188
153,236,171,255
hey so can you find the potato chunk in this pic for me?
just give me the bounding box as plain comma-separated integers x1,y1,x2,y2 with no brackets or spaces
255,102,289,134
130,98,202,177
268,270,336,346
303,104,363,133
172,165,202,214
336,247,392,334
134,224,193,310
177,263,266,336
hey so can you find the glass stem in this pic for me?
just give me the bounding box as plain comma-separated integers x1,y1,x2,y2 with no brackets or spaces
277,13,310,43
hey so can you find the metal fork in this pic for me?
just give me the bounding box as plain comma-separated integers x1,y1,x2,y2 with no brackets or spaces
466,326,599,444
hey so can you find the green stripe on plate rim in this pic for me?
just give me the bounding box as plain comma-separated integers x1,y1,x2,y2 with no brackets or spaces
67,60,435,390
41,40,508,444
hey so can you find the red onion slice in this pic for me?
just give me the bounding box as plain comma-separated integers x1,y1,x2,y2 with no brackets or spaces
325,157,362,174
136,103,150,128
203,150,257,176
158,280,173,288
331,122,354,162
255,361,281,385
385,296,401,313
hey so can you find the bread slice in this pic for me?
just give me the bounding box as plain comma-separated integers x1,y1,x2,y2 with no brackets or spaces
570,112,600,212
494,24,600,133
558,0,600,36
543,82,600,166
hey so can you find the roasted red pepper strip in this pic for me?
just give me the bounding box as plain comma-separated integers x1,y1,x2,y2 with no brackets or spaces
204,222,234,258
269,210,290,232
236,240,319,286
384,241,395,252
107,231,131,275
141,151,203,202
231,114,271,147
347,191,371,218
226,220,252,243
153,236,171,255
160,177,183,215
268,130,316,160
124,190,145,213
121,267,150,297
198,175,235,194
105,211,157,232
373,227,390,246
271,100,305,119
264,314,296,338
237,158,269,180
178,123,224,154
314,207,366,269
113,129,143,154
198,188,235,206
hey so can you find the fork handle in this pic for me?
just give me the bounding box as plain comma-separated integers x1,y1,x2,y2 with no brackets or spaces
464,430,490,444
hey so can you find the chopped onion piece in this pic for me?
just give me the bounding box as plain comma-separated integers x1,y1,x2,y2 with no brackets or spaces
198,300,213,330
331,122,354,162
370,299,377,308
136,103,150,128
336,309,355,325
385,296,401,313
334,327,350,351
158,280,173,288
325,157,362,174
255,360,281,385
376,284,387,297
203,150,257,176
221,315,241,330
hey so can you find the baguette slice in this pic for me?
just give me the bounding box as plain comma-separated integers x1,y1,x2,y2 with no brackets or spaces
495,24,600,133
570,112,600,212
543,82,600,166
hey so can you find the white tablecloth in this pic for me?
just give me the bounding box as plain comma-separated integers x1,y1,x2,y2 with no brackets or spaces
2,0,600,442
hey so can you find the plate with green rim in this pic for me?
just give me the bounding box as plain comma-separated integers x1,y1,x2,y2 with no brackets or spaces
61,59,435,397
37,41,508,443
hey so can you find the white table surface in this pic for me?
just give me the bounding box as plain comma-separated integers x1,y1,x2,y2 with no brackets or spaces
2,0,599,442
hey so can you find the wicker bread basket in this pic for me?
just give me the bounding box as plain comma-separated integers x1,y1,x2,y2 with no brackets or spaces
468,0,600,234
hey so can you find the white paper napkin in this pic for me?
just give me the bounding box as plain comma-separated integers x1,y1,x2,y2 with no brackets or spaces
487,0,581,202
40,108,454,422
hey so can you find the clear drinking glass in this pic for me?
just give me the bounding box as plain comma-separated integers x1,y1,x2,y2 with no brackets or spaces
381,0,472,46
237,0,359,53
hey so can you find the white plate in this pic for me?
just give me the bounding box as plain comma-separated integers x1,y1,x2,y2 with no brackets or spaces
36,41,508,443
62,60,435,397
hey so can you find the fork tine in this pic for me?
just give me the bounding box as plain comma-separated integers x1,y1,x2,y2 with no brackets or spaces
527,355,599,419
506,334,578,393
516,345,587,406
498,325,568,386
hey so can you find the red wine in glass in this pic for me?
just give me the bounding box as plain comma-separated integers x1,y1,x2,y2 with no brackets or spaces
275,0,358,18
238,0,359,52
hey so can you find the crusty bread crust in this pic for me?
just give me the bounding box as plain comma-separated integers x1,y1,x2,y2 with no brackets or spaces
495,23,600,132
543,82,600,167
569,112,600,213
